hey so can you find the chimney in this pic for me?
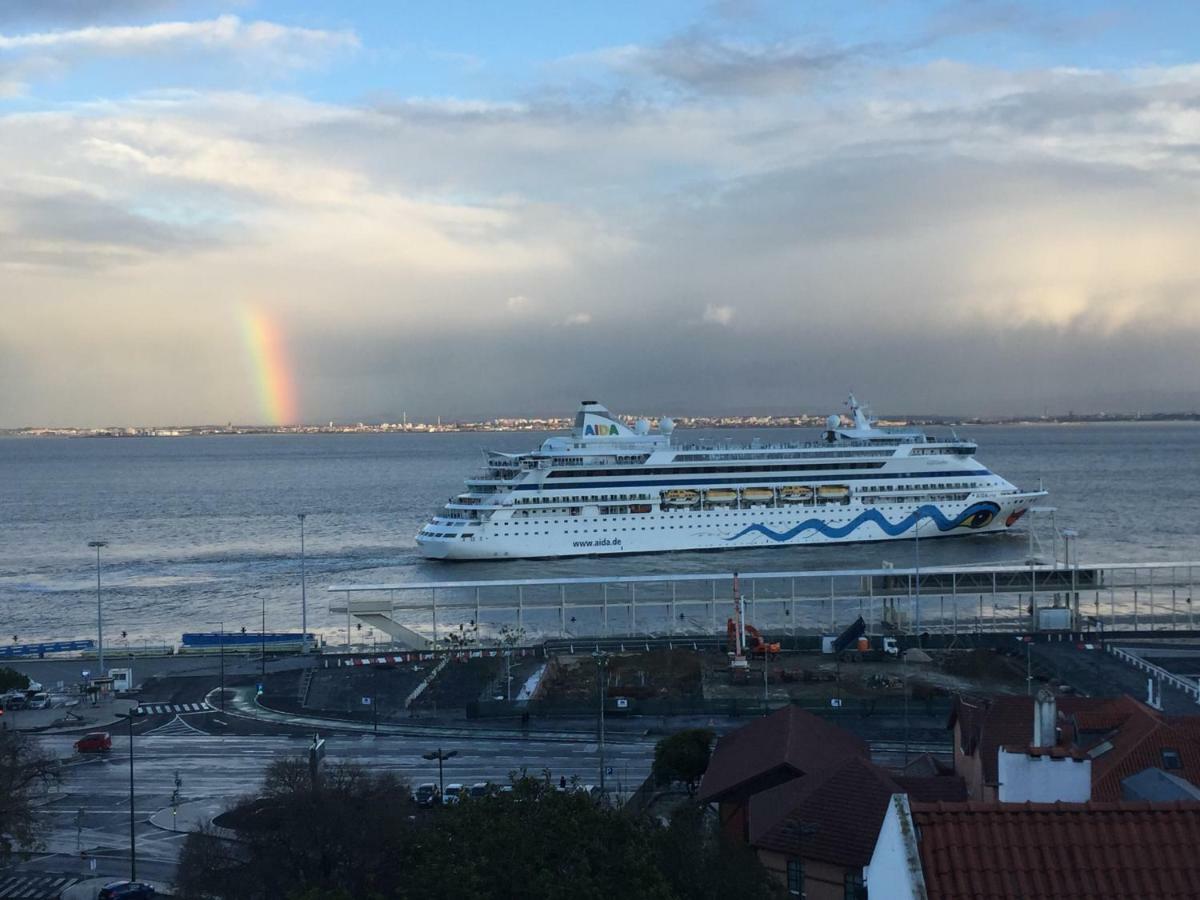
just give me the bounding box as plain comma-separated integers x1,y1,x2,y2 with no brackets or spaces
1033,689,1057,748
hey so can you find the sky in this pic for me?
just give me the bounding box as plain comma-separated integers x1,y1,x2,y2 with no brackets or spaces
2,1,1200,426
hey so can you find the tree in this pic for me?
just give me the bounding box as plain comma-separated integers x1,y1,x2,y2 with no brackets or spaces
652,729,715,793
175,759,412,900
652,801,779,900
0,668,29,693
397,777,673,900
0,730,61,863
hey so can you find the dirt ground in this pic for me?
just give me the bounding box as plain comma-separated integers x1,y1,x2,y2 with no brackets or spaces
703,647,1032,701
536,647,1033,705
541,649,704,702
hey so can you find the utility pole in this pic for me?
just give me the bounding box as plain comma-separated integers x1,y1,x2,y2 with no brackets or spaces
261,594,267,681
299,513,308,653
88,541,108,675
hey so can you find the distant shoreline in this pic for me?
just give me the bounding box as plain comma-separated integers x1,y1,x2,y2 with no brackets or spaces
4,414,1199,438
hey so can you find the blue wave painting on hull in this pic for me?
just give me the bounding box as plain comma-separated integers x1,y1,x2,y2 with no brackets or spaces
725,501,1002,543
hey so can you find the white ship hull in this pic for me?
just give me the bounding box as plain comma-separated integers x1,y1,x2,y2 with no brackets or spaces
419,492,1044,560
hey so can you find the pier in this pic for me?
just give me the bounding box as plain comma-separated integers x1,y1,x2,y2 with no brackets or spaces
329,560,1198,650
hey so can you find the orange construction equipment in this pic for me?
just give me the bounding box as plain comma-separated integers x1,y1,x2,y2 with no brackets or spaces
725,618,781,659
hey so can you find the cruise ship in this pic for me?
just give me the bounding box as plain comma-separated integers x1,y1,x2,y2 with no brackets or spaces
415,396,1046,560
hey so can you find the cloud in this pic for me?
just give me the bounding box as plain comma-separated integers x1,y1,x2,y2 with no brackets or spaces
0,14,358,71
0,1,180,28
3,22,1200,424
702,304,735,325
577,32,858,95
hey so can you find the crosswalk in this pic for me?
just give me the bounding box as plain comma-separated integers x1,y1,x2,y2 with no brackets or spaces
145,714,208,736
136,701,212,715
0,872,80,899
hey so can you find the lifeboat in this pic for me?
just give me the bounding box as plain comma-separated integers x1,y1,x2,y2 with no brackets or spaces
662,489,700,506
741,487,775,504
817,484,850,501
779,486,813,503
704,488,738,505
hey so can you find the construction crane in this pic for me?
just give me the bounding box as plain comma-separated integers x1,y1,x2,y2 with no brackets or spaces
726,572,780,670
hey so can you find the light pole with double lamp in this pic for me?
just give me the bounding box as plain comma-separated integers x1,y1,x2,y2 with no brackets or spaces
422,747,457,799
594,650,609,794
88,541,108,675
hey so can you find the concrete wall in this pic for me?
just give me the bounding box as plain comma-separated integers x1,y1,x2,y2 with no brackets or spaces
997,749,1091,803
866,795,926,900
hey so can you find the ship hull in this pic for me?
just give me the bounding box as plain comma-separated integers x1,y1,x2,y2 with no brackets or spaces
418,492,1044,561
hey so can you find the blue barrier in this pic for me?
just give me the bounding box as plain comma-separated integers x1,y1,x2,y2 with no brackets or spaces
181,632,314,648
0,640,96,658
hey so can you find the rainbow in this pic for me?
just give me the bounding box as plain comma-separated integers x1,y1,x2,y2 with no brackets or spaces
239,306,299,425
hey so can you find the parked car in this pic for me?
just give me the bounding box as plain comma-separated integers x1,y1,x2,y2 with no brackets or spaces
468,782,490,799
2,693,27,711
414,782,440,808
442,783,464,805
98,881,156,899
74,732,112,754
27,692,50,710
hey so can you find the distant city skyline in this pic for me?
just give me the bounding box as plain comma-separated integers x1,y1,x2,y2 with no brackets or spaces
3,1,1200,427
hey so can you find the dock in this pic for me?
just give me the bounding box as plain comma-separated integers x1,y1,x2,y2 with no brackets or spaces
329,560,1198,651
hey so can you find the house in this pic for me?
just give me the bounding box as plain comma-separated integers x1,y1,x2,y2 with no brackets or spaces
698,705,964,900
949,690,1200,801
748,755,966,899
867,796,1200,899
698,705,870,843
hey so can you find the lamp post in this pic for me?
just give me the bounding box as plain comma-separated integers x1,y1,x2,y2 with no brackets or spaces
115,708,143,880
913,514,921,640
299,513,308,653
594,650,609,795
88,541,108,675
261,594,267,682
422,747,457,799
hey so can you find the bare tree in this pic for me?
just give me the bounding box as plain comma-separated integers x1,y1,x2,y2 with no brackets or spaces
0,730,61,863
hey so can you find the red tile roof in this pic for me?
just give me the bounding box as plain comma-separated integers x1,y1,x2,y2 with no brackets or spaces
698,705,868,804
910,801,1200,899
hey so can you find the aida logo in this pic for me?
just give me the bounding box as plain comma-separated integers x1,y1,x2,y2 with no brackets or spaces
585,423,620,436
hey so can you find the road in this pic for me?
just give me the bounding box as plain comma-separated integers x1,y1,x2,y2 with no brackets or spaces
17,728,658,887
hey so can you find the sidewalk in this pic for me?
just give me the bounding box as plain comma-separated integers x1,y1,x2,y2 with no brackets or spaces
3,698,136,734
230,686,741,743
148,798,233,838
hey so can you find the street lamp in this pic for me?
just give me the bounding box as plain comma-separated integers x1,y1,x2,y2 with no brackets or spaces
114,708,144,880
88,541,108,675
219,621,225,711
298,513,308,653
261,593,267,682
422,747,457,799
594,651,609,795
